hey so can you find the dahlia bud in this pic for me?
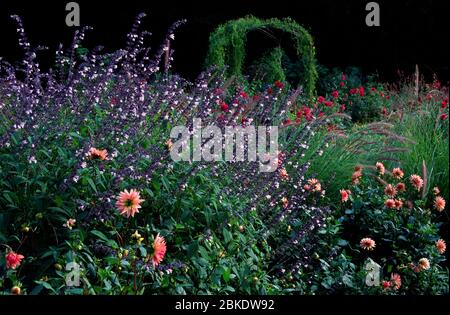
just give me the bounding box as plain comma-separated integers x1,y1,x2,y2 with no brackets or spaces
11,286,21,295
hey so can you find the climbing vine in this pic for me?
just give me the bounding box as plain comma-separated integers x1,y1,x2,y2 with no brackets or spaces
205,16,318,97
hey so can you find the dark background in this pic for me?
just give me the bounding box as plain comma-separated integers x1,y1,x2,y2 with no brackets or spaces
0,0,449,82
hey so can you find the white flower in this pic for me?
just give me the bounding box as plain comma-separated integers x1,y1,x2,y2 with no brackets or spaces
28,156,37,164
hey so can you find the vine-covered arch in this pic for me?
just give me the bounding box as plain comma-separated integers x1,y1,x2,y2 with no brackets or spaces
205,16,318,97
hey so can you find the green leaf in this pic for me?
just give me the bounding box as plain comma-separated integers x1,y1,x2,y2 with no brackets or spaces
86,177,97,193
91,230,109,242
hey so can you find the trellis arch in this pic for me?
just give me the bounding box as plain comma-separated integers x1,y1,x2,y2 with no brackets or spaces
205,16,318,97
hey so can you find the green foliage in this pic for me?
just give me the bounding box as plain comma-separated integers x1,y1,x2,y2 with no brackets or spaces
390,92,449,200
249,47,286,84
204,16,318,97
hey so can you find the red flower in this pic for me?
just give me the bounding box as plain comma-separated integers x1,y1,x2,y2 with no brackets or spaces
359,86,365,97
371,87,377,93
349,88,358,95
239,91,248,99
340,104,346,112
252,95,261,101
324,101,334,107
440,113,448,120
396,182,406,192
442,100,448,109
331,90,339,98
283,119,291,125
342,73,346,81
220,102,229,112
432,80,441,89
340,81,345,88
6,251,25,269
274,80,284,88
385,199,396,209
302,106,311,116
340,189,351,202
267,87,273,95
317,96,325,103
318,111,325,118
110,98,118,105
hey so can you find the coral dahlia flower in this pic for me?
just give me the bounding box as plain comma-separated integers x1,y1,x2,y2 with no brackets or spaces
360,238,376,251
396,182,406,192
392,168,404,179
151,234,167,267
384,184,397,197
418,258,430,270
5,251,24,269
394,199,403,210
409,174,423,191
352,171,362,184
436,239,446,254
88,147,108,160
116,189,145,218
385,199,396,209
279,168,289,181
434,196,446,212
390,273,401,290
375,162,385,175
340,189,350,202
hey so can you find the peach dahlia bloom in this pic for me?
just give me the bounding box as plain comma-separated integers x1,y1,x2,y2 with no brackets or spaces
418,258,430,270
116,189,145,218
151,234,167,267
360,238,376,251
376,162,385,175
436,239,446,254
384,184,397,197
88,147,108,160
308,178,321,192
409,174,423,191
352,170,362,184
434,196,446,212
392,168,404,179
390,273,401,290
5,251,25,269
281,197,289,209
433,187,440,195
63,218,76,230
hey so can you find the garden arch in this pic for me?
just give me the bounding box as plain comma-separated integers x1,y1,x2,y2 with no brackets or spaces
205,16,318,98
